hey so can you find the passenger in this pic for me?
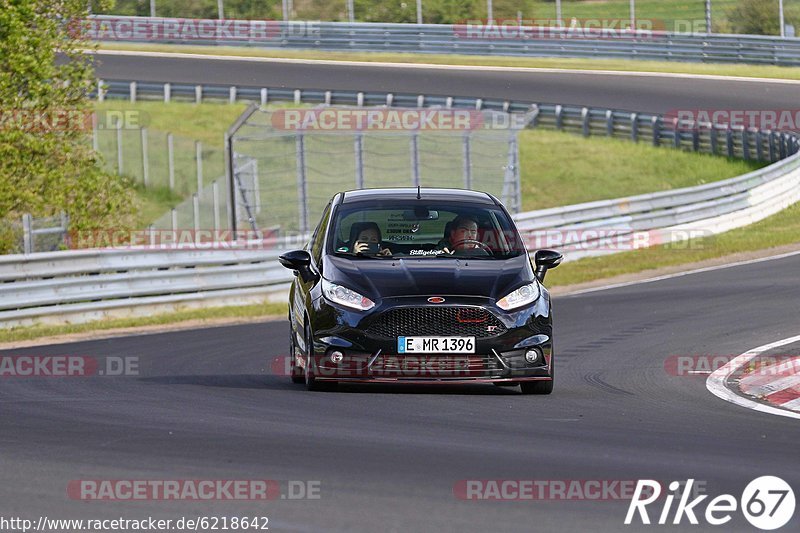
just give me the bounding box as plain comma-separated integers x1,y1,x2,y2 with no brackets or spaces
348,222,392,256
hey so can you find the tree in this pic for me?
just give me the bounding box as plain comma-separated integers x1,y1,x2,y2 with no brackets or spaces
0,0,138,252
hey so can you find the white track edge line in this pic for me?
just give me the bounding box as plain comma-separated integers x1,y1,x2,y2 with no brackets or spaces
706,334,800,420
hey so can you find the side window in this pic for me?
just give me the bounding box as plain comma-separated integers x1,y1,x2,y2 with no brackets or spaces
310,202,332,264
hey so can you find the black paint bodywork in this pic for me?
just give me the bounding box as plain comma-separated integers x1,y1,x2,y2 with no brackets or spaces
282,188,558,390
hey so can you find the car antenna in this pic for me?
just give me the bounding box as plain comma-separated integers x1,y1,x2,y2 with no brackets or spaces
417,185,421,200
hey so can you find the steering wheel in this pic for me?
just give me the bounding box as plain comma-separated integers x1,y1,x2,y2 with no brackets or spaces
451,239,492,254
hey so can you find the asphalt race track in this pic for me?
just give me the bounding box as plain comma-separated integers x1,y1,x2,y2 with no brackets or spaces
2,55,799,532
93,52,800,113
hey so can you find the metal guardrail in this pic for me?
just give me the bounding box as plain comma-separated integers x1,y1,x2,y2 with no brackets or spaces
89,16,800,66
0,246,293,327
2,82,798,328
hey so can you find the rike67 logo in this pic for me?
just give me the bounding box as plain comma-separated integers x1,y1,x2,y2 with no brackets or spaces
625,477,795,530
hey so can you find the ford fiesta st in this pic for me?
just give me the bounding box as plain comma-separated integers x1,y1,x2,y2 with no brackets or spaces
279,188,562,394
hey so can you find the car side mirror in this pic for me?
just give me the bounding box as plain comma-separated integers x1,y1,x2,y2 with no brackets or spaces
279,250,318,283
534,249,563,282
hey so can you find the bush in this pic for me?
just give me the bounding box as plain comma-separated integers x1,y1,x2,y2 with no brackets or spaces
727,0,781,35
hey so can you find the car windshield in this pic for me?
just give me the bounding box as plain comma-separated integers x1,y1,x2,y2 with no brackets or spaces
329,201,527,259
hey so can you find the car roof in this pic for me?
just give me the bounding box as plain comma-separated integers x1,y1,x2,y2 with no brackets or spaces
340,188,497,205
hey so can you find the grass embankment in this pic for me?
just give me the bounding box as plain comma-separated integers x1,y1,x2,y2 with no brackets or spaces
98,42,800,82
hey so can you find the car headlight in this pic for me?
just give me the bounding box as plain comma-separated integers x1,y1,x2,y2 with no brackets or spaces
496,283,540,311
322,279,375,311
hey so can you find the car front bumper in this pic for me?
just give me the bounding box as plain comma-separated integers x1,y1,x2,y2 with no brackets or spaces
304,294,554,382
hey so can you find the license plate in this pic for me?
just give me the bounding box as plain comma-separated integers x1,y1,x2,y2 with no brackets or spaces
397,336,475,354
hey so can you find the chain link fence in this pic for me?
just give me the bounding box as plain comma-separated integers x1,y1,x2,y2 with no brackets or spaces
225,106,533,236
0,214,69,255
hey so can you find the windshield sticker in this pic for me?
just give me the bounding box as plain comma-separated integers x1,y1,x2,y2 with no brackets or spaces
337,246,349,252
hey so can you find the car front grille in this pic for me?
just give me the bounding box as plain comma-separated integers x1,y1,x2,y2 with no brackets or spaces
364,306,507,339
370,354,502,378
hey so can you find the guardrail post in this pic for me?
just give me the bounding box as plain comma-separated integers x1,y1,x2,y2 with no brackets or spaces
212,180,221,232
148,225,156,247
296,133,308,233
605,109,613,136
129,81,137,103
779,133,788,159
386,93,394,107
229,86,237,104
410,132,420,187
164,83,171,103
196,141,204,196
294,89,301,105
475,98,483,110
354,133,364,188
324,91,331,105
581,107,590,137
755,130,764,161
673,118,680,149
261,88,268,106
116,121,124,174
630,113,638,142
97,79,105,102
651,116,660,146
357,92,364,107
462,132,472,189
446,97,453,109
22,213,33,255
692,126,700,152
141,127,150,187
171,208,178,232
710,125,718,155
768,131,777,161
417,95,425,108
726,126,734,157
195,85,203,104
167,133,175,190
555,105,563,130
741,128,750,160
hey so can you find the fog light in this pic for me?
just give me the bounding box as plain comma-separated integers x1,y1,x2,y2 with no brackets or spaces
330,351,344,363
524,348,542,364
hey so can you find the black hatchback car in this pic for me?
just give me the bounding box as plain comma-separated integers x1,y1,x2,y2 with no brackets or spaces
279,188,562,393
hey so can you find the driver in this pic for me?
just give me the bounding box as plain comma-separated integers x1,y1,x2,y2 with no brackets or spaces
438,215,489,256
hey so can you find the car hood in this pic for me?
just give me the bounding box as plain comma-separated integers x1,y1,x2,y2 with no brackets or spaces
323,254,534,300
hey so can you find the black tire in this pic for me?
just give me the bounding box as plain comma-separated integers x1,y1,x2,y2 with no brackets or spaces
289,321,304,384
304,324,337,392
519,379,554,395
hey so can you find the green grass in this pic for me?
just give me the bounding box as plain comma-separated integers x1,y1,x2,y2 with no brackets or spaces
518,129,763,210
0,302,287,344
547,200,800,287
98,42,800,82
